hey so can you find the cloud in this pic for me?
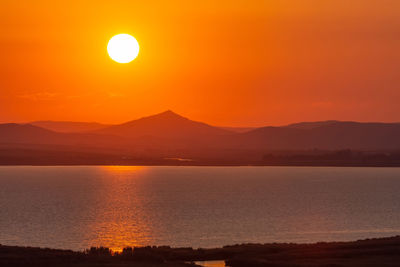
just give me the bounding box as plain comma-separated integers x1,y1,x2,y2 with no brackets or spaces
17,91,57,101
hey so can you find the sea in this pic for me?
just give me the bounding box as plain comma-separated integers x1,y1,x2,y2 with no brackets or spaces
1,166,400,251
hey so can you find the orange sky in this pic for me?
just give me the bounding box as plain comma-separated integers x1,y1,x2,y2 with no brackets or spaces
1,0,400,126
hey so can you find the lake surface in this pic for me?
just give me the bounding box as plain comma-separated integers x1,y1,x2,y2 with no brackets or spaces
1,166,400,251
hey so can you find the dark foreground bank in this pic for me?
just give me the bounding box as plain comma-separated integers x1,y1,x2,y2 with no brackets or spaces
2,236,400,267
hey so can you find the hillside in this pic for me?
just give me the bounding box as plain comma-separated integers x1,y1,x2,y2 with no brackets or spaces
95,110,231,139
2,116,400,165
31,121,109,133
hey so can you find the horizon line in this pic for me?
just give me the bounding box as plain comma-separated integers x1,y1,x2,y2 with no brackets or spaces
1,109,400,129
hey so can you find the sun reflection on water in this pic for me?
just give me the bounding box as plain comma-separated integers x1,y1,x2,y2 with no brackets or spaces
102,165,148,173
85,165,153,252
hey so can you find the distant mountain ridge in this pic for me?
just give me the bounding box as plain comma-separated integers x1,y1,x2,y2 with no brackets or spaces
0,123,61,144
94,110,231,139
284,120,342,129
241,121,400,150
220,126,256,133
2,111,400,165
30,121,110,133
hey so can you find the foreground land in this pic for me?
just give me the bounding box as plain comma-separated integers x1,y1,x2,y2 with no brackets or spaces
2,236,400,266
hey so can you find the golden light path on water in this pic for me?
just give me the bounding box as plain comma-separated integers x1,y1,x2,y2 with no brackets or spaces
87,166,152,252
88,164,228,267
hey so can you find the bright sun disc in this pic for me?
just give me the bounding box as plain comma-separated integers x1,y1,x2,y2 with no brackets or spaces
107,34,139,63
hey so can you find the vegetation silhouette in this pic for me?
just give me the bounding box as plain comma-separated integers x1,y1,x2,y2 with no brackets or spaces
2,236,400,266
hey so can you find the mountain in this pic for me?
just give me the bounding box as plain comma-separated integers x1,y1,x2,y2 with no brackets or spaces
0,123,63,144
0,123,124,148
220,126,256,133
3,115,400,165
4,117,400,151
31,121,110,133
4,116,400,151
240,121,400,150
95,110,231,139
284,120,340,130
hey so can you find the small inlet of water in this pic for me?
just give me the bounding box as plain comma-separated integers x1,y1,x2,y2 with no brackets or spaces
194,260,225,267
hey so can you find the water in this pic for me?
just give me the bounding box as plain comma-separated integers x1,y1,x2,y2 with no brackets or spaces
1,166,400,251
194,261,225,267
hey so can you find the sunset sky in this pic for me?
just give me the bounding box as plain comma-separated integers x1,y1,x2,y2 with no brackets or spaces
1,0,400,126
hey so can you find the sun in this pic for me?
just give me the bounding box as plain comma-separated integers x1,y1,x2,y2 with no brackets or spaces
107,34,139,63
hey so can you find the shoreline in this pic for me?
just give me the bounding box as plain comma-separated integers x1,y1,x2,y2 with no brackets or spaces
2,236,400,266
2,163,400,167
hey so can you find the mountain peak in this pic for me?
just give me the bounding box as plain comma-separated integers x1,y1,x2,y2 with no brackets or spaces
158,110,179,116
148,110,188,121
95,110,229,138
159,110,185,117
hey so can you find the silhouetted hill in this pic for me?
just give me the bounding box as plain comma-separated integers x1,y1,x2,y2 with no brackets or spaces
0,123,63,144
0,123,123,147
31,121,110,133
284,120,341,129
220,126,255,133
3,116,400,165
95,110,231,139
241,121,400,150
